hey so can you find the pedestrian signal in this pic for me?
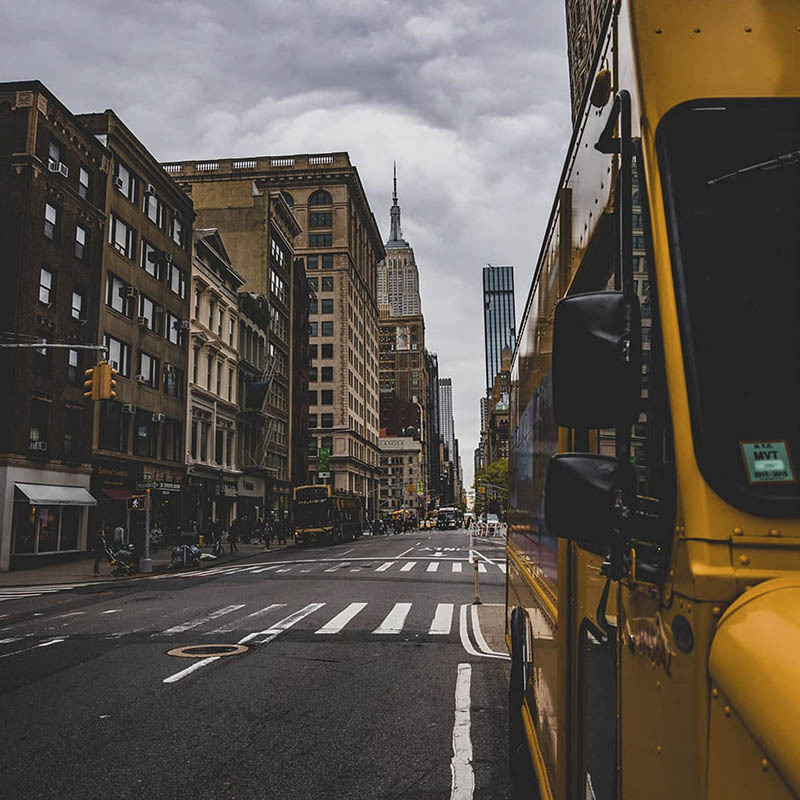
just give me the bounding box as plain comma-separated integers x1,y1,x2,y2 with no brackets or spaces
82,366,99,400
97,361,117,400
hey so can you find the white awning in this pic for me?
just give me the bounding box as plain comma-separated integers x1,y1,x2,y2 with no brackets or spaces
15,483,97,507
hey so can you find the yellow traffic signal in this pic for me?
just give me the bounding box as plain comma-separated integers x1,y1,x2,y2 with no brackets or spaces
82,366,99,400
97,361,117,400
478,486,486,495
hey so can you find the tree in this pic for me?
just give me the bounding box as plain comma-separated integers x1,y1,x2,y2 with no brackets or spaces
474,458,508,518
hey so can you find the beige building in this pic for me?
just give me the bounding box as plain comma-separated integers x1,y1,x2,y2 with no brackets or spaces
379,436,424,517
186,229,245,529
162,154,384,516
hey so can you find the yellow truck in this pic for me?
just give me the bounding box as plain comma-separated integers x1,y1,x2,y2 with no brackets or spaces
506,1,800,798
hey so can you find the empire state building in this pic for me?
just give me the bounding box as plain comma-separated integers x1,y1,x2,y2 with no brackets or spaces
377,165,421,316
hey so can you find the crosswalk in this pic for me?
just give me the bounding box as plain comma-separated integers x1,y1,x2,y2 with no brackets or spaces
2,600,463,641
0,585,83,603
185,558,506,579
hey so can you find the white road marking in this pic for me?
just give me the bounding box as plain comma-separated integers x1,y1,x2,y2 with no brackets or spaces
241,603,326,645
250,566,280,573
315,602,368,634
276,568,292,573
399,562,416,572
450,663,474,800
162,604,246,635
498,563,507,574
324,562,349,573
56,612,86,618
458,604,508,660
396,547,415,558
374,602,412,634
0,637,22,644
375,562,393,572
163,656,220,684
477,563,487,574
206,604,286,634
429,603,454,635
452,563,463,573
470,605,509,659
0,637,67,660
427,562,439,573
101,609,122,614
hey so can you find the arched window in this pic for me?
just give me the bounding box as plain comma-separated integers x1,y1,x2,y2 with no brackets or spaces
280,191,294,207
309,189,332,206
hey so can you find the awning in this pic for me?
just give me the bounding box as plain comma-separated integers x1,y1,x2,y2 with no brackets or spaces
15,483,97,507
102,488,134,501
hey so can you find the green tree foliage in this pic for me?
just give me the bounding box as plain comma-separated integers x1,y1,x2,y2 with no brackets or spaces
473,458,508,518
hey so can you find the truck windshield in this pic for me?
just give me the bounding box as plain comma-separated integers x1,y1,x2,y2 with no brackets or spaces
658,99,800,516
294,501,330,527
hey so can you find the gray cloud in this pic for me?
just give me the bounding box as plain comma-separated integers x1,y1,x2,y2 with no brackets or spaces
0,0,571,488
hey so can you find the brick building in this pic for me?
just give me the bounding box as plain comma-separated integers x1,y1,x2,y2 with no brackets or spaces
0,81,108,570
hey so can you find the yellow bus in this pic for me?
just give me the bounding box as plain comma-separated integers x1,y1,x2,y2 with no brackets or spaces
506,2,800,799
292,485,362,546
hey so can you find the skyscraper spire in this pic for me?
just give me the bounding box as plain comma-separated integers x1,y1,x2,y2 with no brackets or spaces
388,162,406,246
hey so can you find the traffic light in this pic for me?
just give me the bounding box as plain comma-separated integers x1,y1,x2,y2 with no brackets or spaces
97,361,117,400
83,366,99,400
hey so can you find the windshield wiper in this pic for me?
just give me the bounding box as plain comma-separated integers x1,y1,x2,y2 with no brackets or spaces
707,149,800,185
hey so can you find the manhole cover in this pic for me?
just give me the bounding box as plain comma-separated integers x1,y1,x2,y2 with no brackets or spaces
167,644,248,658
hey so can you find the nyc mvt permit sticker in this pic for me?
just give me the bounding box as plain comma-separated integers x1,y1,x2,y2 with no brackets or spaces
740,441,796,484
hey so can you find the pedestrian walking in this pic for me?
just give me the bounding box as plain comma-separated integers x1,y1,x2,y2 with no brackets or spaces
92,528,107,576
113,524,125,549
228,518,239,553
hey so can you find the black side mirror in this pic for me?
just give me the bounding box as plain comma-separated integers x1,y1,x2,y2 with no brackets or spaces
545,454,634,545
552,291,641,429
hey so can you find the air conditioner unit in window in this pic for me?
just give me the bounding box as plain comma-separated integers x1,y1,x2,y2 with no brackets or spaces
48,160,60,173
121,403,136,414
152,413,165,423
114,176,124,189
135,374,148,384
30,441,48,452
146,183,156,195
123,286,137,298
138,316,148,327
178,320,190,330
58,162,69,178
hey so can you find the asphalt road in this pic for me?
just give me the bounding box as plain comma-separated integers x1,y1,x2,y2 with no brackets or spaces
0,528,511,800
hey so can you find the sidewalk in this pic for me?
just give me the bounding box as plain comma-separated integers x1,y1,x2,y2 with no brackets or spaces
0,541,295,588
475,603,509,656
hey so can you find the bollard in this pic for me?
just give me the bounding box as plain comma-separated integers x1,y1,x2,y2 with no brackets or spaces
473,557,482,605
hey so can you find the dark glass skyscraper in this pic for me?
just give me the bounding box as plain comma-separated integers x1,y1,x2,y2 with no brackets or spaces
483,265,516,392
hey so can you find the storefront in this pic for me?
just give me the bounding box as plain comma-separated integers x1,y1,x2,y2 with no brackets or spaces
236,474,265,525
136,465,184,540
0,463,96,571
185,467,240,533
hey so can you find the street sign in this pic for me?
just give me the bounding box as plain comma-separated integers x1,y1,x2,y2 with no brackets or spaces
127,494,147,511
318,472,330,479
318,446,331,473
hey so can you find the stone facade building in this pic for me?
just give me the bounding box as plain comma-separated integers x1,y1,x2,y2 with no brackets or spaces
76,110,194,544
565,0,612,121
379,436,424,517
163,154,383,516
186,230,245,530
0,81,108,570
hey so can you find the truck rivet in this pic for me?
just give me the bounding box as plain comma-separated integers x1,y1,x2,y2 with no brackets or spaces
724,706,731,717
712,688,719,699
744,26,752,32
761,759,769,772
739,554,750,566
654,28,662,34
693,28,701,34
733,527,743,535
656,680,661,689
768,529,780,537
657,745,662,754
712,606,721,616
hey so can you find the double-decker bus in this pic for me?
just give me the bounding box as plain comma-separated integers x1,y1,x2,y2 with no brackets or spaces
292,485,362,546
507,2,800,799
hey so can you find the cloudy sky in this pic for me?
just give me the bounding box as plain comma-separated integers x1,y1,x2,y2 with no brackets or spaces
1,0,572,488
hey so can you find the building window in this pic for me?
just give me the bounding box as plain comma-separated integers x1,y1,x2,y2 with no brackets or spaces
228,367,234,402
166,313,185,347
321,299,334,314
99,400,130,453
270,269,286,303
194,288,201,319
321,413,334,428
309,189,332,206
217,307,223,336
103,334,130,377
139,295,164,335
114,159,137,203
322,254,333,269
137,350,159,388
66,348,80,385
309,345,318,359
310,299,318,315
270,237,287,270
74,225,88,260
105,273,134,317
309,233,332,248
307,278,318,291
78,166,90,200
322,276,334,292
161,419,181,462
141,240,161,279
168,264,187,298
163,365,183,397
29,399,49,448
133,410,156,458
309,368,318,381
321,366,333,381
143,190,165,228
71,287,84,321
33,335,51,377
228,316,235,345
109,214,136,259
64,409,81,461
44,203,58,240
309,212,332,228
208,299,214,329
216,359,222,396
321,390,333,405
309,321,318,336
308,390,318,405
39,267,54,305
171,214,185,248
307,255,318,270
281,191,294,207
321,343,333,358
321,321,333,337
308,414,318,429
193,347,200,384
